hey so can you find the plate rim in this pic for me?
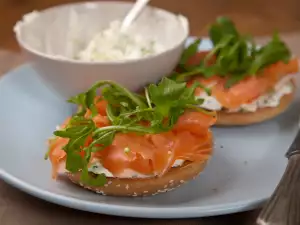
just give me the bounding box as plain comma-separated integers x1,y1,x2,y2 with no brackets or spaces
1,171,266,218
0,37,276,218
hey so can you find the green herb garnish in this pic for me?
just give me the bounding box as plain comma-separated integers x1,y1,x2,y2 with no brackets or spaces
50,78,211,186
173,16,291,88
179,38,202,69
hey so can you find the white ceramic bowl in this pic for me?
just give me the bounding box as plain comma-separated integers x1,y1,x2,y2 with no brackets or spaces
14,1,189,99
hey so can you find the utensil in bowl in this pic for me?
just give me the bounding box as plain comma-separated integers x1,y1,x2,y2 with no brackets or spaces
14,1,189,99
120,0,151,32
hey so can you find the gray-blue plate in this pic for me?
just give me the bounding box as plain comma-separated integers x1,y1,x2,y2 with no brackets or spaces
0,39,299,219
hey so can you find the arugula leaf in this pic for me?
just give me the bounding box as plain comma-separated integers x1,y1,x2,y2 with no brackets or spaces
148,77,187,116
68,93,86,106
85,88,98,116
89,131,116,152
168,71,181,80
172,66,205,82
166,108,184,127
174,16,291,88
54,117,94,139
66,151,84,173
69,80,147,115
248,32,291,74
179,38,202,66
216,17,239,37
106,103,118,122
144,87,153,109
209,16,239,46
209,24,223,46
225,73,247,88
54,116,95,173
80,167,107,186
67,93,87,116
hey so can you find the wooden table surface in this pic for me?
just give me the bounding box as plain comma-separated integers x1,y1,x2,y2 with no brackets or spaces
1,0,300,51
1,0,300,224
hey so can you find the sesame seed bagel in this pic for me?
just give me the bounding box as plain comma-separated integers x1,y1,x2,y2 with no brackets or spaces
67,160,208,197
216,86,296,126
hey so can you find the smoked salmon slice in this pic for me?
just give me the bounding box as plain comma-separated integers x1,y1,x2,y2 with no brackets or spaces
174,111,217,135
149,132,176,176
173,131,213,162
48,137,67,179
185,51,299,109
48,99,215,178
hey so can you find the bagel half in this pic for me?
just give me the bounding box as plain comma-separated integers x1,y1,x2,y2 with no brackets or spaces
216,86,296,126
67,160,208,197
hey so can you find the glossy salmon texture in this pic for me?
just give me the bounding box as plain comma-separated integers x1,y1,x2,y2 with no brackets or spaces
48,100,216,178
186,51,299,109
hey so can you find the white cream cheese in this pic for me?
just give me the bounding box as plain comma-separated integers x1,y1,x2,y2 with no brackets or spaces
172,159,185,167
196,81,222,111
77,20,165,62
88,159,185,178
196,91,222,111
196,77,295,112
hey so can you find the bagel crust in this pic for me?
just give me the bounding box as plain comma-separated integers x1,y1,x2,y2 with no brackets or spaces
67,160,208,197
216,87,295,126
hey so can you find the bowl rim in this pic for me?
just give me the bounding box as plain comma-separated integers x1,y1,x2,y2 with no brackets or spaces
14,0,190,65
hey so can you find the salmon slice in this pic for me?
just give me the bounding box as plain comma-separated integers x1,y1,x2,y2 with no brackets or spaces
149,132,176,176
49,103,216,178
129,155,153,175
174,111,217,135
211,59,299,109
262,59,299,84
92,114,110,128
185,49,299,109
173,131,213,162
187,76,224,96
99,145,133,175
99,133,154,176
48,137,68,179
95,99,108,116
186,51,215,67
211,76,269,108
84,99,108,118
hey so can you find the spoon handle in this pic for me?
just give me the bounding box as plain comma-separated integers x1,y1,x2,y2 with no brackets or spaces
257,154,300,225
121,0,151,32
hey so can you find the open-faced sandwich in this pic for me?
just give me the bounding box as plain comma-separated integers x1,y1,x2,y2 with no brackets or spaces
172,17,299,125
45,78,216,196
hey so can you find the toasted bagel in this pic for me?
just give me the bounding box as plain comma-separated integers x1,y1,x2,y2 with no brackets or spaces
67,160,208,197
